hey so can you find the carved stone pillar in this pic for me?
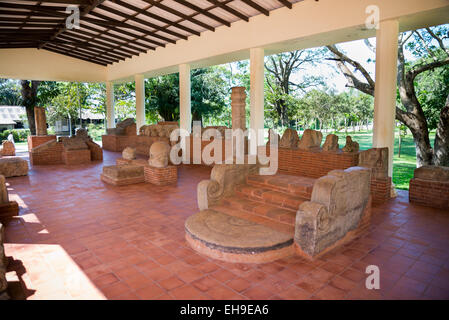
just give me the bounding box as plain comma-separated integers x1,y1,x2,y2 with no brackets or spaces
231,87,246,131
34,107,47,136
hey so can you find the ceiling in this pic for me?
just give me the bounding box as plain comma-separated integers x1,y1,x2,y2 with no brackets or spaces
0,0,302,66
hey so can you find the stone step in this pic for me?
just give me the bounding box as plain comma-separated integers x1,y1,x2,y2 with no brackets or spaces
234,184,307,212
211,204,295,235
220,196,298,226
246,174,315,199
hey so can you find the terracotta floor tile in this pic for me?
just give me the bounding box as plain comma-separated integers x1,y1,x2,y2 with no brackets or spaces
158,276,185,291
135,283,165,300
169,284,209,300
226,277,252,293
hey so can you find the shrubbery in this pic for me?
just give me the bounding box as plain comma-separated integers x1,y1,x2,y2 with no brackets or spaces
0,129,30,142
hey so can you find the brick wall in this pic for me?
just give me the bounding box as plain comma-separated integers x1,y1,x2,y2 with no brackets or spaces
30,141,64,165
27,135,57,152
409,178,449,209
371,176,392,205
86,141,103,161
144,165,177,186
135,136,169,156
63,149,91,165
277,147,359,178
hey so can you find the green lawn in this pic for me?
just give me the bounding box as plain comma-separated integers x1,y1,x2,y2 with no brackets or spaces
333,129,432,190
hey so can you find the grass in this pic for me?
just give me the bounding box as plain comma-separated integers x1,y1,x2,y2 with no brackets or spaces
333,129,434,190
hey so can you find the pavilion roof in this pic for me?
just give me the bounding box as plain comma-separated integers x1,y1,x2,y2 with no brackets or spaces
0,0,300,66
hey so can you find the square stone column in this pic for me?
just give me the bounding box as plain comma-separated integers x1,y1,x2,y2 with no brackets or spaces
231,86,246,131
34,107,47,136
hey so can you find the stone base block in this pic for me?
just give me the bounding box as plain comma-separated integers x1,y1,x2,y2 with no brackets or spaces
101,165,145,186
116,158,147,167
371,176,392,205
27,135,57,152
63,149,91,165
0,201,19,221
0,158,28,177
144,165,177,186
409,178,449,209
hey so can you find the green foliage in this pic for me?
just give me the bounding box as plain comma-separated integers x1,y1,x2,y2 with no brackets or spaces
86,123,104,142
0,128,30,142
0,79,21,105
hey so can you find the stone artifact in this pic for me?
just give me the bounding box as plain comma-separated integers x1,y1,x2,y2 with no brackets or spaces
231,87,246,131
122,147,136,160
0,222,8,300
148,141,171,168
34,107,48,136
197,161,259,210
0,141,15,156
106,118,136,136
322,134,339,152
279,128,300,149
101,164,145,186
139,123,179,138
298,129,323,150
358,147,388,179
0,176,8,204
0,158,28,177
414,165,449,182
61,136,88,151
295,166,371,259
0,175,18,221
75,128,89,140
342,136,359,153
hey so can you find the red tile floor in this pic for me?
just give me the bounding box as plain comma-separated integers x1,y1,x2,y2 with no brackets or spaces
2,150,449,300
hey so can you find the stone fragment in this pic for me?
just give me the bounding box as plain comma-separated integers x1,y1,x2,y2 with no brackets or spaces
122,147,136,160
106,118,135,136
322,134,339,152
75,128,89,140
358,148,389,178
61,137,88,151
1,141,15,156
148,141,170,168
279,128,300,149
414,165,449,182
342,136,359,153
298,129,323,150
0,158,28,177
34,107,47,136
0,176,8,204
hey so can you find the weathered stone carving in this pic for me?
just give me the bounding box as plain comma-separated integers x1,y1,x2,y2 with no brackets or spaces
34,107,47,136
359,147,389,179
0,222,7,300
0,158,28,177
298,129,323,150
295,166,371,259
0,141,15,156
267,129,280,146
322,134,339,152
148,141,170,168
75,128,89,140
139,123,179,138
60,137,88,151
231,87,246,131
107,118,136,136
0,175,8,204
414,165,449,182
122,147,136,160
342,136,359,153
279,128,300,149
197,161,259,210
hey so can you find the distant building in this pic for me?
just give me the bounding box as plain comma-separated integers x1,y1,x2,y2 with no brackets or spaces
0,106,27,131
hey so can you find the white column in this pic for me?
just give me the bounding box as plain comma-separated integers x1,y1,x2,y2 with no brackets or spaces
106,81,115,129
373,20,399,177
250,48,265,151
179,64,191,133
135,74,145,134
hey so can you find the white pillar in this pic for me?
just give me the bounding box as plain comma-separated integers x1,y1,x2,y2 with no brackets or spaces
135,74,145,134
250,48,265,151
106,81,115,129
179,64,191,133
373,20,399,177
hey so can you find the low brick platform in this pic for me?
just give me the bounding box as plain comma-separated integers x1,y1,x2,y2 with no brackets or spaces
101,165,145,186
102,134,169,156
371,176,392,205
86,141,103,161
0,201,19,222
144,165,177,186
27,135,56,152
63,149,91,165
410,178,449,209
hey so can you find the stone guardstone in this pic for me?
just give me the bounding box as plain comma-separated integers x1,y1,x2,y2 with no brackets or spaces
148,141,171,168
322,134,339,152
279,128,300,149
342,136,359,153
0,141,15,156
0,158,28,177
122,147,136,160
298,129,323,150
414,165,449,182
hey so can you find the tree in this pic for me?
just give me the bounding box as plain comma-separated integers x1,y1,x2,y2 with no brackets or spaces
0,79,21,106
20,80,41,135
265,49,326,127
327,25,449,166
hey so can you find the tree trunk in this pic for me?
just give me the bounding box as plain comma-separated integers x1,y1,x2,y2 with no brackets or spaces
433,94,449,166
20,80,41,136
